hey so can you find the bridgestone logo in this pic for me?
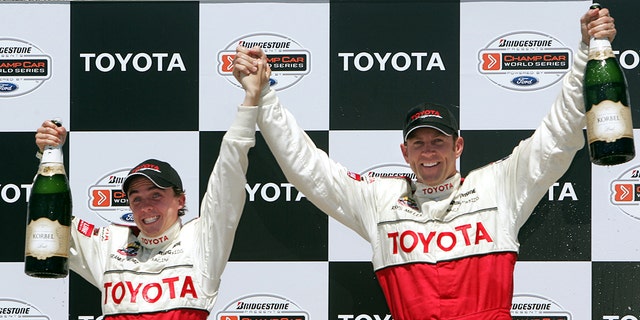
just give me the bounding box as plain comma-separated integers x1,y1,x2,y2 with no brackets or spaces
236,302,291,310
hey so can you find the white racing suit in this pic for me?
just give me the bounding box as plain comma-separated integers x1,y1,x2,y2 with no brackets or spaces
68,107,258,320
255,43,589,320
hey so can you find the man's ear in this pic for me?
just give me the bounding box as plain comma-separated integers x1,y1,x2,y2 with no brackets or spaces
400,142,410,163
455,136,464,159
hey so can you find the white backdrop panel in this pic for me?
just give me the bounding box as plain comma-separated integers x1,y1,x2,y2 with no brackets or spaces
460,0,587,130
0,262,69,320
0,3,70,132
199,2,330,131
210,261,328,320
514,261,591,320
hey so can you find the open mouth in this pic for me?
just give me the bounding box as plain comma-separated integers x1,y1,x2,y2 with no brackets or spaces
142,215,160,224
422,162,438,167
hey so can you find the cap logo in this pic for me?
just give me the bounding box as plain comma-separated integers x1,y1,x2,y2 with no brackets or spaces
411,109,443,122
131,163,161,174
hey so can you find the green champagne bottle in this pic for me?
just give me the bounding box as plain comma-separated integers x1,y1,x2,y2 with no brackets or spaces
584,3,635,166
24,119,72,278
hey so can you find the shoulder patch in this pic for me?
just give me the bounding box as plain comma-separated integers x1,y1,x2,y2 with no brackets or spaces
77,219,95,238
347,171,362,181
117,241,141,257
398,196,419,211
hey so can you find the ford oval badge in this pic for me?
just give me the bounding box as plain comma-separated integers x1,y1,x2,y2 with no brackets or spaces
120,212,135,222
0,82,18,92
511,76,538,86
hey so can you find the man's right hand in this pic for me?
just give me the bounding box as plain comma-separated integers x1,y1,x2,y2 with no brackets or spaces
233,45,271,106
35,120,67,153
581,6,616,46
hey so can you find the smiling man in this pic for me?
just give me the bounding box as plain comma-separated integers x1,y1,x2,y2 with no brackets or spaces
400,103,463,188
122,159,185,239
232,5,617,320
33,89,259,319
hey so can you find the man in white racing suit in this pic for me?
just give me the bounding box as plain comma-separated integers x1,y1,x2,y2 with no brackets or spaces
34,91,261,319
232,7,617,320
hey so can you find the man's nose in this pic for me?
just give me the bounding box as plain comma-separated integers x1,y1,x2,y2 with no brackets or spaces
421,144,436,153
138,198,154,210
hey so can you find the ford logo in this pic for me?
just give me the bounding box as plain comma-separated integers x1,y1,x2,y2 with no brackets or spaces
120,212,135,222
0,82,18,92
511,76,538,86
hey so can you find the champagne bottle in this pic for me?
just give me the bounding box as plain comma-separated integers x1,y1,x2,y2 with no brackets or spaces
584,3,635,166
24,119,72,278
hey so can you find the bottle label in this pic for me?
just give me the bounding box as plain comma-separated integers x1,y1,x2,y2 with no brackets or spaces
588,46,615,60
586,100,634,143
25,217,70,260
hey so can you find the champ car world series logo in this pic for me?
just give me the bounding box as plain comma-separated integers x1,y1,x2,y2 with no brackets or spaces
0,38,51,97
610,165,640,220
88,168,135,226
478,31,572,91
218,33,310,91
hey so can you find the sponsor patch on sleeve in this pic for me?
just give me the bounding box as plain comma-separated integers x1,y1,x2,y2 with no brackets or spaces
347,171,362,181
77,219,95,238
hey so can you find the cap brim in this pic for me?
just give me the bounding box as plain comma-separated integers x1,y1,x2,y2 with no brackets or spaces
404,124,454,140
122,172,172,193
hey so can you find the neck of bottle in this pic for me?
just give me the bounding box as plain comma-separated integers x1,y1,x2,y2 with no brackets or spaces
41,145,64,164
588,36,614,60
590,36,611,49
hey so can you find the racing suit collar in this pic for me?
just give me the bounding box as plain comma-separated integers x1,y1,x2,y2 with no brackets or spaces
137,219,182,249
413,172,461,201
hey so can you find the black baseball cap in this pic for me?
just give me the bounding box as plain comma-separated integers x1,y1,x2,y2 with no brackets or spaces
122,159,183,194
403,102,459,140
